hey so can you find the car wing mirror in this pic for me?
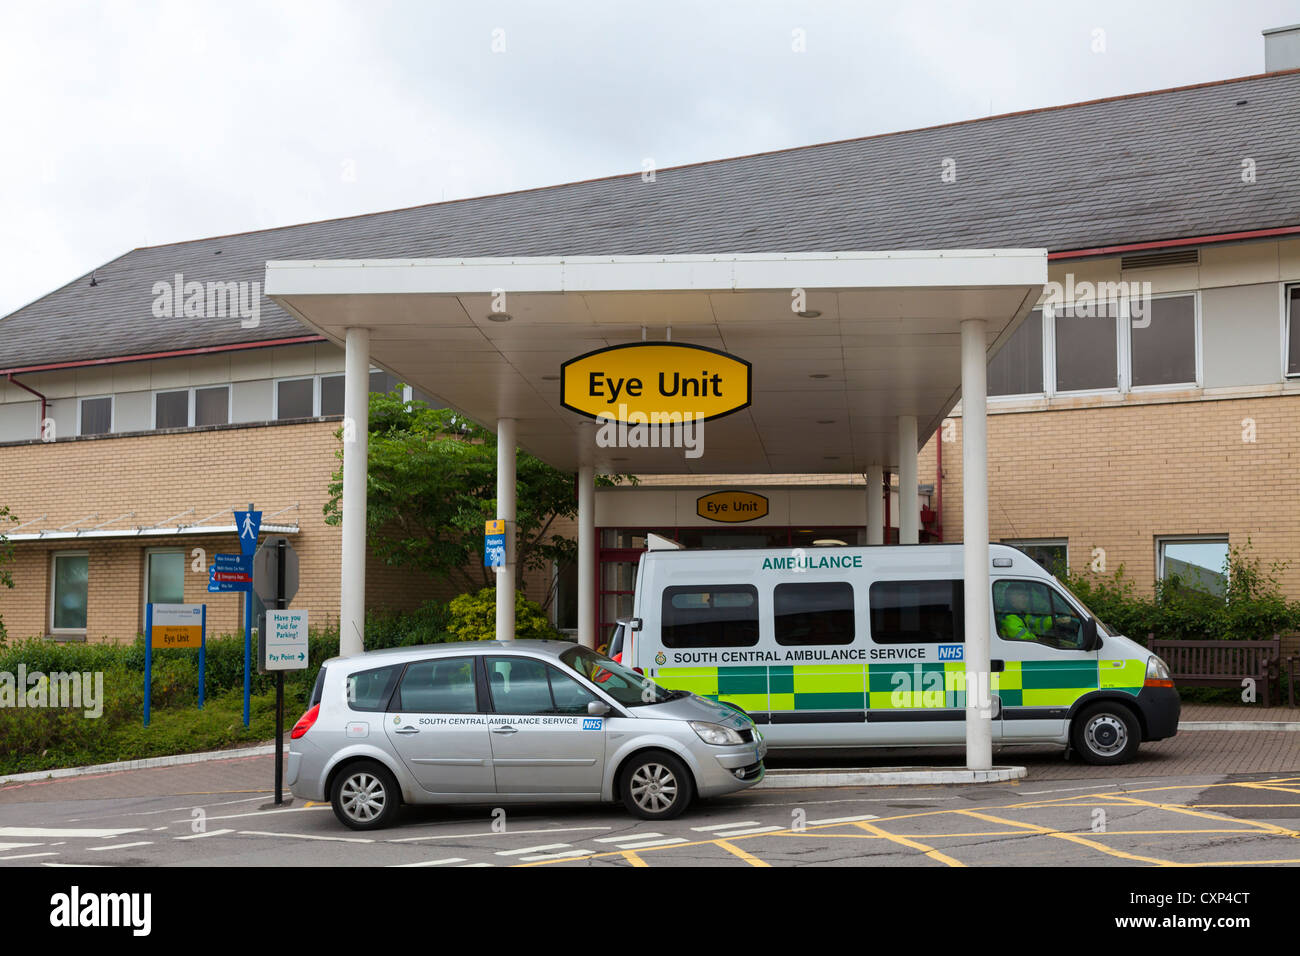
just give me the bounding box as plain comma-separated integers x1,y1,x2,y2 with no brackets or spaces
1082,617,1100,651
588,701,611,716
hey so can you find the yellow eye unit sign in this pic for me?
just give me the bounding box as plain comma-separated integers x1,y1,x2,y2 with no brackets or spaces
560,343,751,424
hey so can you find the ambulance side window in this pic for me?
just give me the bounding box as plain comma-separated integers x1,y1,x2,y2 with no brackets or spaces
661,585,759,648
993,580,1083,650
869,580,964,644
774,581,855,646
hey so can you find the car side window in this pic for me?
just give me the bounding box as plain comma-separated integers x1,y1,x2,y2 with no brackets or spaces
397,657,478,713
347,664,402,712
485,656,600,715
993,580,1083,650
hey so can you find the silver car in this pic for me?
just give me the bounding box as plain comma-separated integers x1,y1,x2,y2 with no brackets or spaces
287,640,766,830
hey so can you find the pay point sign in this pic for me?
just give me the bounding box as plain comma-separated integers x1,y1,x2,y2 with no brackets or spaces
263,610,309,671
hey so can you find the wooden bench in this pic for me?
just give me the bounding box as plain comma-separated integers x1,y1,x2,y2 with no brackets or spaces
1149,635,1282,707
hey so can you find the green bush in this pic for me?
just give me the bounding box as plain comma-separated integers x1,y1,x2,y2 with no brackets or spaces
447,587,564,642
1059,540,1300,644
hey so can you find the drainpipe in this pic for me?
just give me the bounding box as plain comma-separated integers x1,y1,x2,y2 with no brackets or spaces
6,373,47,439
935,432,943,542
883,469,892,545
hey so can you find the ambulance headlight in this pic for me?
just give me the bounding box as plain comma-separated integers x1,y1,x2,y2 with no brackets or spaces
1145,655,1173,686
690,721,744,746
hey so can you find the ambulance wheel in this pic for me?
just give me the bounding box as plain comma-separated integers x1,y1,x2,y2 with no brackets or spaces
331,760,401,830
1071,702,1139,765
621,751,694,820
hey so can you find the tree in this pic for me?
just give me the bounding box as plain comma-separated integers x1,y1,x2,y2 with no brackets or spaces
0,506,15,644
324,390,634,608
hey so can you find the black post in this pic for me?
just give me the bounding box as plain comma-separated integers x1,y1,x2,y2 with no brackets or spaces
275,537,287,806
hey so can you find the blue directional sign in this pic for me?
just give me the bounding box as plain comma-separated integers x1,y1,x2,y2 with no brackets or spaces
208,564,252,592
235,509,262,556
213,553,253,573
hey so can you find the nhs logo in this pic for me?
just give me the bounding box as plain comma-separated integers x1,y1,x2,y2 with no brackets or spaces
937,645,964,661
582,718,604,730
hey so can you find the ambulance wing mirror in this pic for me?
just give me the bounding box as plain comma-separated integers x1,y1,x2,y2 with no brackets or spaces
1082,618,1101,651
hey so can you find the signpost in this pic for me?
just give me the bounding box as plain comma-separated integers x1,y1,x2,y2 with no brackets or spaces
254,534,302,805
233,506,261,727
484,518,505,569
144,603,206,726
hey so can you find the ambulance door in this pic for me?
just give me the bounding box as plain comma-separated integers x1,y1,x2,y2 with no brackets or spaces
992,579,1098,741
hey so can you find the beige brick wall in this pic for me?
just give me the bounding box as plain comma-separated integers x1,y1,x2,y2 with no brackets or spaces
921,395,1300,596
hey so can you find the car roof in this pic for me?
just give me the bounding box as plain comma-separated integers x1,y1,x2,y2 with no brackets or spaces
321,639,580,670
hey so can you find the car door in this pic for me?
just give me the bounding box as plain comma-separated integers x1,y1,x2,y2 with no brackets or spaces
484,655,607,795
383,655,496,795
992,579,1098,741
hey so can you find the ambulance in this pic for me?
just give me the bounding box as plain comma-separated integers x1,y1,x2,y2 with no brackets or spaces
613,537,1179,764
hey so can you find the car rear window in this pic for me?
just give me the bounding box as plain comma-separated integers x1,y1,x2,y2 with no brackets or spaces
346,664,401,712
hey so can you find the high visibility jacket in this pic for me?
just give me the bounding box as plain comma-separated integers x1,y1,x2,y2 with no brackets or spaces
998,613,1053,641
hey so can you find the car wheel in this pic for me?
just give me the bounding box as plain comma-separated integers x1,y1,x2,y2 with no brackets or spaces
620,751,695,820
1071,702,1140,765
331,761,401,830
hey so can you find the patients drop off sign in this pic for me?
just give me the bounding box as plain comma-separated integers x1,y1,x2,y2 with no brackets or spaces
264,610,309,671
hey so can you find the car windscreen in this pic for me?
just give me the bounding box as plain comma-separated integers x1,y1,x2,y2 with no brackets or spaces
559,645,676,707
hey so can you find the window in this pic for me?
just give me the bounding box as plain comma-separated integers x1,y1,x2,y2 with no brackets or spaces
1002,539,1068,575
1130,294,1196,387
275,378,315,419
51,552,89,634
397,657,478,713
485,656,598,715
1287,285,1300,377
869,580,963,644
320,375,345,416
1158,536,1228,598
660,585,759,648
1054,302,1118,392
346,664,402,712
774,581,855,646
154,390,189,429
989,308,1044,396
194,386,230,426
553,560,578,632
370,370,399,395
993,580,1084,650
78,397,112,435
145,550,185,606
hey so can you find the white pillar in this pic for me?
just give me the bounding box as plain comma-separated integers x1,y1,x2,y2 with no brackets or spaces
340,327,370,657
866,464,884,545
898,415,919,544
961,319,992,771
577,464,596,648
496,418,517,642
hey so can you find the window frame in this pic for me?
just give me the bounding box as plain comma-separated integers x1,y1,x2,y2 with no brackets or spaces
1000,538,1069,574
1155,534,1230,596
991,577,1087,651
152,385,234,429
659,584,761,649
773,580,856,647
867,578,965,645
272,375,320,420
988,307,1048,401
1125,290,1201,394
1046,301,1123,398
394,655,482,714
1282,282,1300,380
76,395,114,436
49,549,90,638
142,548,187,622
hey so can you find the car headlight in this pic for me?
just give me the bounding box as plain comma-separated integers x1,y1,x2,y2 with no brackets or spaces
689,721,744,745
1146,655,1173,685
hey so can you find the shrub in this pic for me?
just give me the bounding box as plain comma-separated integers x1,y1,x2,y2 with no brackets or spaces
447,587,564,642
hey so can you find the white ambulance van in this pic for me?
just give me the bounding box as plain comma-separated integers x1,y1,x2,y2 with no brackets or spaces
615,537,1178,764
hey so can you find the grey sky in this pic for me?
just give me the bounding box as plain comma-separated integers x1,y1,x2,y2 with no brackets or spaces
1,0,1295,318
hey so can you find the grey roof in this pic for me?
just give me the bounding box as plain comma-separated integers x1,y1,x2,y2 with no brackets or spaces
4,69,1299,371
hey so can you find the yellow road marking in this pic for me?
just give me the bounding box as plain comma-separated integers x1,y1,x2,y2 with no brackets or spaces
956,809,1182,866
621,850,647,867
715,839,770,867
852,821,965,867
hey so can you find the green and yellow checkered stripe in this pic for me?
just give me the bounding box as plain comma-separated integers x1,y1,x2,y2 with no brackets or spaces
658,658,1144,713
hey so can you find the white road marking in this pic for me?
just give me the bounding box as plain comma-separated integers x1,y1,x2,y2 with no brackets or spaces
495,843,572,857
390,826,610,843
594,832,664,843
612,837,689,849
152,827,168,831
173,806,328,824
174,829,235,841
0,842,44,851
690,820,761,832
390,858,467,867
805,814,880,825
122,795,267,816
459,862,494,867
0,852,59,861
238,830,372,844
0,827,142,839
88,842,153,852
1019,784,1120,795
700,825,784,836
43,862,105,867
